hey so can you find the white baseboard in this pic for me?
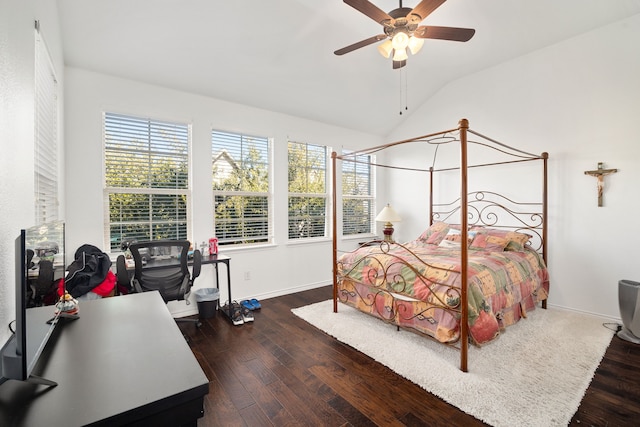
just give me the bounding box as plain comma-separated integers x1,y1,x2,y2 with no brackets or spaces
168,281,332,318
546,302,621,323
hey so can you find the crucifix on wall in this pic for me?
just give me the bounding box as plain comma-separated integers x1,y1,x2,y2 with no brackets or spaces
584,162,618,207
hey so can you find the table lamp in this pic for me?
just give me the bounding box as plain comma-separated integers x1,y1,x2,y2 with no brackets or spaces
375,204,402,242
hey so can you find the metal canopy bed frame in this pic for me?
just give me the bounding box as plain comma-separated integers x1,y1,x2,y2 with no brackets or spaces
331,119,549,372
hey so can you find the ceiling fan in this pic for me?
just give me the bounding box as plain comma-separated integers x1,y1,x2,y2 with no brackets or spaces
334,0,475,69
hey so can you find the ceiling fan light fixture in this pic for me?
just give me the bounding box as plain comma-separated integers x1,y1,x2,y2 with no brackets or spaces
392,47,408,61
408,36,424,55
391,31,409,51
377,39,393,58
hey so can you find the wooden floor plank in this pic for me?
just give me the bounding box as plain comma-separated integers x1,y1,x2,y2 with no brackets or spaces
180,285,640,427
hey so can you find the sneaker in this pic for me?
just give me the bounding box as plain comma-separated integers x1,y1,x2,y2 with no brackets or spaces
222,301,244,326
241,305,254,322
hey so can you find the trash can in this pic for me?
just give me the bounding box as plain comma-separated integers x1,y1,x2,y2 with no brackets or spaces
194,288,219,319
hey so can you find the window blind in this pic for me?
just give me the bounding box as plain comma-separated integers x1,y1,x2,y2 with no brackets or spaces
342,151,375,236
34,28,59,224
287,141,329,239
104,112,190,250
212,130,271,246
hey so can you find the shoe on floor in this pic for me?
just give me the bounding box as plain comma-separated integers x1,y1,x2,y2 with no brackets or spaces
249,298,262,309
221,301,244,326
241,305,254,322
240,300,254,311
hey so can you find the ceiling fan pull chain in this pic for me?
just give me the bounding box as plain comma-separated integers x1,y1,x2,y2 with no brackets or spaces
399,70,403,115
405,68,409,113
399,68,408,115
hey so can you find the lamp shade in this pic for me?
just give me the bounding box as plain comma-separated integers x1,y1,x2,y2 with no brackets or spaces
391,31,410,50
375,204,402,223
392,48,408,62
408,36,424,55
377,39,393,58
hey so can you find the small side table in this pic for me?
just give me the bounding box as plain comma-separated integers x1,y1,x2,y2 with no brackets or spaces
358,237,382,247
200,253,233,322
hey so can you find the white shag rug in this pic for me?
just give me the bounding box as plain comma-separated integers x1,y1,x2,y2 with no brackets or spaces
292,300,614,427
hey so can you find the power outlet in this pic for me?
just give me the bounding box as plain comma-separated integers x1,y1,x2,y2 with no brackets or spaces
244,271,251,281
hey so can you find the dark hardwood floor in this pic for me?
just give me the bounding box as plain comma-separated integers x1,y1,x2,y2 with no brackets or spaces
178,286,640,426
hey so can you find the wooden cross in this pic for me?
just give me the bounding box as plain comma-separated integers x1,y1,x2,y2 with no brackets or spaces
584,162,618,207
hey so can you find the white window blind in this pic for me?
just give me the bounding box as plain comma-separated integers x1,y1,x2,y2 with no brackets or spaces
287,141,329,239
342,151,375,236
212,130,271,246
104,112,191,250
34,26,59,224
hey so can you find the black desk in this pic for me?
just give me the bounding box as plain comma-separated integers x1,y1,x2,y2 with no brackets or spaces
0,292,209,426
122,252,234,323
200,254,234,321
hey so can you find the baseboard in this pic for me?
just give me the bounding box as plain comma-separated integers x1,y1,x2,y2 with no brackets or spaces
169,281,332,318
244,281,332,303
171,289,624,324
546,302,621,323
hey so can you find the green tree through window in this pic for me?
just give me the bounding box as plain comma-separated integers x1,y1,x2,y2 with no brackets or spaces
105,113,190,250
212,131,270,246
342,151,375,235
288,141,328,239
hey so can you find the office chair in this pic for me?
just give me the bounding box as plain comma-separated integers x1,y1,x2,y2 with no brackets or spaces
117,240,202,328
29,259,55,307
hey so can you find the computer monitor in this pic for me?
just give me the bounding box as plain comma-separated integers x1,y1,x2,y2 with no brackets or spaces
0,221,68,387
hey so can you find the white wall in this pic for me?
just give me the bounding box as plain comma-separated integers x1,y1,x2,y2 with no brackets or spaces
64,68,385,316
5,4,636,328
386,14,640,320
0,0,64,345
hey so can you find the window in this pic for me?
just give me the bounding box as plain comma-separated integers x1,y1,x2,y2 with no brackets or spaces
288,141,329,239
342,151,375,236
104,112,190,251
212,130,271,246
34,25,59,224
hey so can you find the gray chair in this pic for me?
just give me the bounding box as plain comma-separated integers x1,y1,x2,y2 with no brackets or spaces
117,240,202,328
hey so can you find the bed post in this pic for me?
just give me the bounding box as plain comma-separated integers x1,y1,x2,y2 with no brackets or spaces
542,151,549,309
429,167,434,226
459,118,469,373
332,151,339,313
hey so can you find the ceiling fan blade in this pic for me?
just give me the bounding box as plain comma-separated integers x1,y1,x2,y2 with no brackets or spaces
344,0,392,24
414,26,475,42
334,34,387,55
393,60,406,69
409,0,447,21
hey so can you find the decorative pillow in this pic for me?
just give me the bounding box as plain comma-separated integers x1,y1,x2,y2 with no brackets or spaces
505,240,528,252
438,228,477,248
469,232,509,252
418,221,450,245
470,227,531,252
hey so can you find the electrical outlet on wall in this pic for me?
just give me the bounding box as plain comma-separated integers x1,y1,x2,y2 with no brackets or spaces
244,271,251,281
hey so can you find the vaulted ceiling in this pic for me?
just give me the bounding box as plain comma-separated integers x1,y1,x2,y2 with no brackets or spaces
57,0,640,135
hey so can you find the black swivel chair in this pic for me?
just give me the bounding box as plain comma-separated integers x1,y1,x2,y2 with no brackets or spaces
29,259,55,307
117,240,202,328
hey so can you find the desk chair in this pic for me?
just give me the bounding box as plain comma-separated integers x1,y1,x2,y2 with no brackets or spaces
117,240,202,328
29,259,55,307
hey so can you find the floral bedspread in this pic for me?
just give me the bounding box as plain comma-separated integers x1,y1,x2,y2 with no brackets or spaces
336,240,550,344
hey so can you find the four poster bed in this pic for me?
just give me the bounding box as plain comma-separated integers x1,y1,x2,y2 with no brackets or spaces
331,119,549,372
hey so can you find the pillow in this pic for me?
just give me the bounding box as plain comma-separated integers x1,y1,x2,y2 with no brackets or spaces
438,228,477,248
418,221,450,245
470,227,531,252
468,232,509,252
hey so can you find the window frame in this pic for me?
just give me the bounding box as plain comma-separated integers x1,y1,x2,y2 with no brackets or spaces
287,140,331,241
211,130,273,247
341,150,376,237
103,112,192,251
34,26,59,225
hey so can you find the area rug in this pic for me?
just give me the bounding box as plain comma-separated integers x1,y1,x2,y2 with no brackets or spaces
292,300,614,427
